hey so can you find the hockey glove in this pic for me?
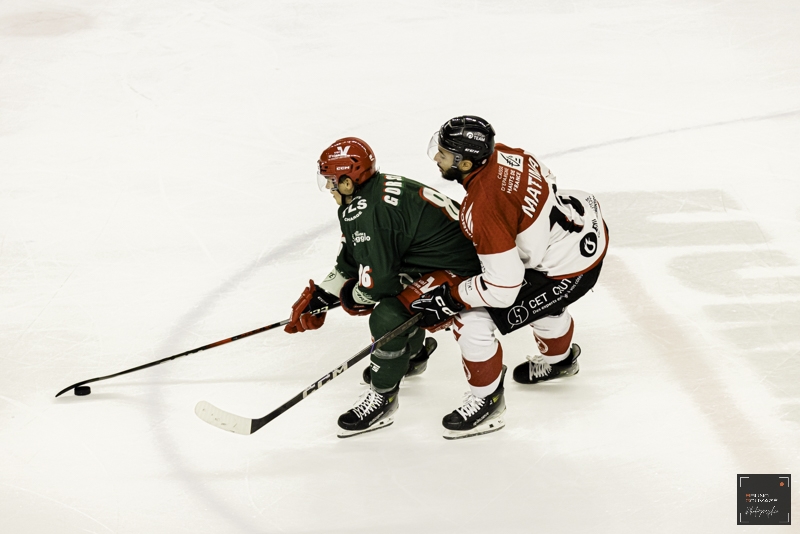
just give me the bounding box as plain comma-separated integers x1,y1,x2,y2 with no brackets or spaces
284,280,339,334
340,278,375,316
410,283,465,329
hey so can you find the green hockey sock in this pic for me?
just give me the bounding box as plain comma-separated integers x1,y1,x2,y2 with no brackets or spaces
370,351,411,392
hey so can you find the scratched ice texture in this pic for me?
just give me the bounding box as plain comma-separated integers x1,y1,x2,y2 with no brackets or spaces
1,1,798,533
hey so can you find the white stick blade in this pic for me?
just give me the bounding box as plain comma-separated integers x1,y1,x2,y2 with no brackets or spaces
194,401,252,435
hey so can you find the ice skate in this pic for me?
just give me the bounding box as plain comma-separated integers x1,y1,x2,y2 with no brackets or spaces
362,337,437,385
442,366,507,440
512,344,581,384
337,385,399,438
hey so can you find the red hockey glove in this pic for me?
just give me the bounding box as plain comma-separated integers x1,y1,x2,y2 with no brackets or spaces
410,283,465,330
339,278,375,316
284,280,339,334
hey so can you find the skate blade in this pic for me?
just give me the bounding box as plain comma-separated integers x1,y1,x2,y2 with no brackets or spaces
360,339,435,386
358,369,424,386
404,360,428,378
337,417,394,439
360,362,428,386
442,412,506,440
554,363,579,379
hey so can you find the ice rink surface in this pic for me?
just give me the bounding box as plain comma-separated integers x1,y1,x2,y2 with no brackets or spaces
2,1,799,532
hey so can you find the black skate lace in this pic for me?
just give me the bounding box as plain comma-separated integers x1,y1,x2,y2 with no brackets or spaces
526,354,551,380
455,392,485,419
352,389,384,420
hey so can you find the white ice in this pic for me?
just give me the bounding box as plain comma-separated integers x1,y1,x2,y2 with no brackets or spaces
1,1,799,532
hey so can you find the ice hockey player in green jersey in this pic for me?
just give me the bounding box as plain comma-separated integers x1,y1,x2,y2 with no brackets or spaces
284,137,481,438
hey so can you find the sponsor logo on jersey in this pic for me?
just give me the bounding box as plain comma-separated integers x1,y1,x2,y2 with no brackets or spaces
342,197,368,222
497,151,523,169
585,194,599,215
351,230,371,246
498,164,522,193
580,233,598,257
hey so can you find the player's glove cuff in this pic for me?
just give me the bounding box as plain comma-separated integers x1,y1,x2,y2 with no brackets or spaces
340,278,375,316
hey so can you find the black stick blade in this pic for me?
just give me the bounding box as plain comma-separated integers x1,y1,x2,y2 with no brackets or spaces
56,383,87,397
194,401,254,435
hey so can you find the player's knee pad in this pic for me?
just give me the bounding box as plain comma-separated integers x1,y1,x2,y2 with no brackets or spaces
453,308,498,363
369,298,408,334
369,297,418,353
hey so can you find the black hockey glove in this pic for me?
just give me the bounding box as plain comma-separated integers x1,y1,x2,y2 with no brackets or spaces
340,278,375,316
410,284,465,329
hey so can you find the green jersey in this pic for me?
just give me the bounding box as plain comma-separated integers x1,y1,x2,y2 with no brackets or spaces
334,173,481,303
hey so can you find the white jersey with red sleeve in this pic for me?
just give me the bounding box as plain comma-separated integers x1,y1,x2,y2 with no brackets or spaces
453,143,608,309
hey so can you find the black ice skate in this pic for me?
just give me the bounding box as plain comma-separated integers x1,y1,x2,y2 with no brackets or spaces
512,344,581,384
337,385,399,438
362,337,437,385
442,366,507,440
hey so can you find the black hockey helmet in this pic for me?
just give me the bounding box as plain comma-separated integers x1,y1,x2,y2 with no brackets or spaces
428,115,496,168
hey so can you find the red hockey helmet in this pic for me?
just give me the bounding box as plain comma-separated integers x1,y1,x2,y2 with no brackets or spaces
317,137,377,191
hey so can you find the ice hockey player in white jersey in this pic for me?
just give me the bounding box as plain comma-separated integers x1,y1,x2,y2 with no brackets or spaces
411,116,609,439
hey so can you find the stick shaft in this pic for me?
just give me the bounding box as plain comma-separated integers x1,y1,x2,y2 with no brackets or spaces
250,313,421,433
54,302,341,397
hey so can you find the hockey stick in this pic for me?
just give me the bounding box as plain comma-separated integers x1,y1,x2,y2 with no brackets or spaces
54,302,341,397
194,313,422,435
